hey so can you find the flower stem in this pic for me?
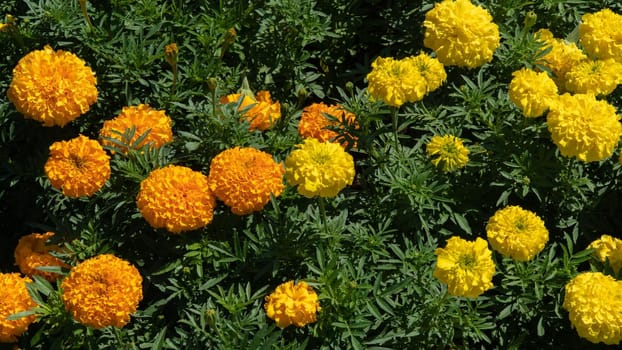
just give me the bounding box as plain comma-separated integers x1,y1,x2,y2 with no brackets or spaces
318,196,328,233
390,106,400,149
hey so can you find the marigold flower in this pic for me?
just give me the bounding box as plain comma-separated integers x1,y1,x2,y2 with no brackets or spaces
284,138,355,198
588,235,622,274
164,43,178,67
486,205,549,261
564,59,622,96
563,272,622,345
579,9,622,62
547,93,622,162
137,165,216,233
0,273,36,343
61,254,142,329
14,232,68,282
208,147,285,215
433,236,495,298
403,53,447,94
508,68,558,118
220,91,281,131
99,104,173,153
44,135,111,198
535,29,587,88
298,102,358,147
426,135,470,172
366,56,427,107
423,0,500,69
7,45,97,127
264,280,320,328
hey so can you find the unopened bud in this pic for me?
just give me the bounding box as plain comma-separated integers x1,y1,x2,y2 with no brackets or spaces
524,11,537,31
207,77,218,94
164,43,178,68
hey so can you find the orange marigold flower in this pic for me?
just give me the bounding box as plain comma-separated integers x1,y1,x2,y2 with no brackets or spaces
99,104,173,153
44,135,111,198
0,273,37,343
264,280,320,328
61,254,143,329
298,102,358,147
137,165,216,233
7,45,97,127
208,147,285,215
220,91,281,131
14,232,68,282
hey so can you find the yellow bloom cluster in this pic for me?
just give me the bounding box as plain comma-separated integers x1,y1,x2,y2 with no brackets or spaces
284,138,355,198
136,165,216,233
535,29,587,88
99,104,173,153
208,147,285,215
563,272,622,345
423,0,500,69
7,45,98,127
508,68,558,118
298,102,358,147
366,52,446,107
0,273,36,343
433,236,495,298
486,205,549,261
547,93,622,162
220,91,281,131
14,232,68,282
564,59,622,96
61,254,143,329
579,9,622,62
44,135,111,197
426,135,470,172
264,280,320,328
588,235,622,274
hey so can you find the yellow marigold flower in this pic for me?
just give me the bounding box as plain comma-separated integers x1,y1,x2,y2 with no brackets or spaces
366,56,427,107
588,234,622,274
426,135,470,172
0,273,36,343
423,0,500,69
208,147,285,215
284,138,355,198
7,45,97,127
564,59,622,96
508,68,558,118
220,91,281,131
298,102,358,147
44,135,111,198
403,52,447,94
579,9,622,62
433,236,495,298
14,232,68,282
264,280,320,328
136,165,216,233
535,29,587,88
99,104,173,153
563,272,622,345
486,205,549,261
61,254,142,329
547,93,622,162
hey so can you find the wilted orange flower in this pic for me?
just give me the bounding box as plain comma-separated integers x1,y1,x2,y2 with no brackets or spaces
0,273,36,343
298,102,357,147
44,135,111,197
137,165,216,233
208,147,285,215
7,45,97,127
61,254,143,329
14,232,68,282
220,91,281,131
99,104,173,153
264,280,320,328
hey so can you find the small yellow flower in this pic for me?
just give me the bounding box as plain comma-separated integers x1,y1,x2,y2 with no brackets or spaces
220,91,281,131
433,236,495,298
535,29,587,88
426,135,470,172
486,205,549,261
588,235,622,274
264,280,320,328
403,53,447,94
564,59,622,96
366,56,427,107
579,9,622,62
508,68,558,118
14,232,68,282
0,273,37,343
298,102,358,147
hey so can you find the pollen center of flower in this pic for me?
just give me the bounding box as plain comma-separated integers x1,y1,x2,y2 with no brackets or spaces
70,154,85,169
441,142,459,155
310,150,332,164
458,254,476,268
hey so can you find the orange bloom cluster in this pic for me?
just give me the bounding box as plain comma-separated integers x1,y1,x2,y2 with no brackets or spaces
264,280,320,328
220,91,281,131
208,147,285,215
61,254,143,329
137,165,216,233
0,273,37,343
44,135,111,197
298,102,358,147
7,45,97,127
14,232,68,282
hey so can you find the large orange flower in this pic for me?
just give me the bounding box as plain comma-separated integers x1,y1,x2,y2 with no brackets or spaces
14,232,68,282
0,273,37,343
298,102,357,147
220,91,281,131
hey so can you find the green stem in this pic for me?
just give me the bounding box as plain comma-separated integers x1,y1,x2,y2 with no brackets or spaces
318,196,328,233
390,106,400,149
